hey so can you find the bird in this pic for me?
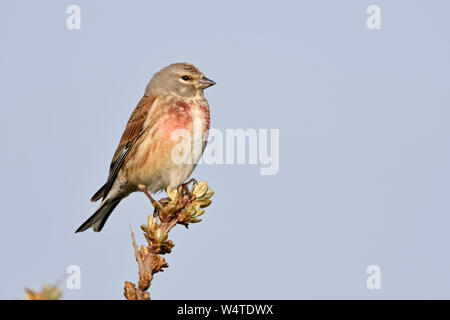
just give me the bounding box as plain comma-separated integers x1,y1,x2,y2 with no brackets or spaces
76,63,215,232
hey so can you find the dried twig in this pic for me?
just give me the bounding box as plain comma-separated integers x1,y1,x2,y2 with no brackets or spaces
25,284,62,300
124,180,214,300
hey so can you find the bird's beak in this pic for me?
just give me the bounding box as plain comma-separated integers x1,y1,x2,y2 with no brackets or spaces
198,76,216,89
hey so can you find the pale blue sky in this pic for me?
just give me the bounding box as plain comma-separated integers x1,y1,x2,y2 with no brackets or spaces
1,0,450,299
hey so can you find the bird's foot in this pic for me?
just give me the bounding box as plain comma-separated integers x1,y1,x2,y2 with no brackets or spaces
182,178,198,202
153,197,171,218
139,185,164,211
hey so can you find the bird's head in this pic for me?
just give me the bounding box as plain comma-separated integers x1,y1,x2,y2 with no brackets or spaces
146,63,215,98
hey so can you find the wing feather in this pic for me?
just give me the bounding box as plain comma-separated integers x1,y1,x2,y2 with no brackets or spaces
91,95,157,202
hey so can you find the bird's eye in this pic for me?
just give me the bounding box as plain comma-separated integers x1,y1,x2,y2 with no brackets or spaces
182,75,190,81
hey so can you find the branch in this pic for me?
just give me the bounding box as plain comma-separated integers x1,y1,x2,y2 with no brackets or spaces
124,180,214,300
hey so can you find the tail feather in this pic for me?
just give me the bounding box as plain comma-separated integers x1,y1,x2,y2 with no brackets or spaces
90,183,107,202
76,199,121,233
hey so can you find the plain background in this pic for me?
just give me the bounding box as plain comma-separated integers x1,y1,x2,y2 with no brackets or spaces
1,0,450,299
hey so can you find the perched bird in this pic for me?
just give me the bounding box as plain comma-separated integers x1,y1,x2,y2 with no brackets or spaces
76,63,215,232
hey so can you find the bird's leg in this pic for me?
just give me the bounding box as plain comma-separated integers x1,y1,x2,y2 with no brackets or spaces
184,178,198,186
182,178,198,202
138,185,158,206
139,185,167,218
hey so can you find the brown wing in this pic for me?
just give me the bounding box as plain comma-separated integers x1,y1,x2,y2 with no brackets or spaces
91,95,157,202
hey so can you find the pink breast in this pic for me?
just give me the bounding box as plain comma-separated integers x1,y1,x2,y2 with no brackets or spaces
161,99,210,135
